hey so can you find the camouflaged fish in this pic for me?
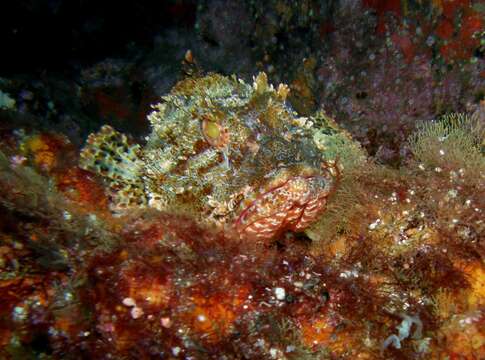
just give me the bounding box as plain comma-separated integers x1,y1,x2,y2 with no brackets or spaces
80,72,358,240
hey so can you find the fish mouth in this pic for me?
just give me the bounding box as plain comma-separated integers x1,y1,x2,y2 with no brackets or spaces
235,172,334,240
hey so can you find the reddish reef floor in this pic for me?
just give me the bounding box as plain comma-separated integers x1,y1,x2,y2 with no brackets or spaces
0,1,485,359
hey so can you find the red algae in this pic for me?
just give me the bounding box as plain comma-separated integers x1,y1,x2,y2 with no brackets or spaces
56,167,110,213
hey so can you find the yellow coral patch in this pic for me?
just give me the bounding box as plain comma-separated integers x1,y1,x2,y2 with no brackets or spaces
462,261,485,308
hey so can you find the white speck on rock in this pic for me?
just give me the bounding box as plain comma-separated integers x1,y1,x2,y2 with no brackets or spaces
172,346,181,356
274,287,286,301
130,306,144,319
122,297,136,307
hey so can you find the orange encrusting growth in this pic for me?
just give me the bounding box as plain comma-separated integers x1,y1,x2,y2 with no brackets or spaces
22,133,74,172
185,285,251,343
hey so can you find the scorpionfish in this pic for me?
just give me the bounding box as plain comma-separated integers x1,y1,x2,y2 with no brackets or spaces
80,72,352,240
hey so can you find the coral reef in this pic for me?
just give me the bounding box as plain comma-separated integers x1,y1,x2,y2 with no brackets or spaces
1,1,484,359
1,73,484,359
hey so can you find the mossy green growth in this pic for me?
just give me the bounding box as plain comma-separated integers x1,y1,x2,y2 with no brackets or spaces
408,112,485,182
0,89,16,110
311,111,367,172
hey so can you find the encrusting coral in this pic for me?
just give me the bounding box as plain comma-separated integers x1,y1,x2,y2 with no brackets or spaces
79,72,358,240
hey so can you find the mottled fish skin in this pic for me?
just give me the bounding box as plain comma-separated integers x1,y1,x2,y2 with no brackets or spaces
80,72,345,240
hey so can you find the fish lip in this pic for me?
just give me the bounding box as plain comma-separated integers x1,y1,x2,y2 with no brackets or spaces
234,173,333,238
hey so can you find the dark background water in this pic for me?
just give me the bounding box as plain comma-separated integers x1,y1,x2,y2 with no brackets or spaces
1,0,197,74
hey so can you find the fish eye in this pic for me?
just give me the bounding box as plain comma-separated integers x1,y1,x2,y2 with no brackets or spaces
201,119,229,149
203,121,220,140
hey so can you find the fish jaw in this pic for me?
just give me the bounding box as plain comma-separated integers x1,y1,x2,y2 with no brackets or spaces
235,174,333,240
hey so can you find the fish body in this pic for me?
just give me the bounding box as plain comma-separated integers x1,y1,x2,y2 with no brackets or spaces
80,73,346,240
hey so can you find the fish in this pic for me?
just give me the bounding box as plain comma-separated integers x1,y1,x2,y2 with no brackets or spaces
80,72,346,240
